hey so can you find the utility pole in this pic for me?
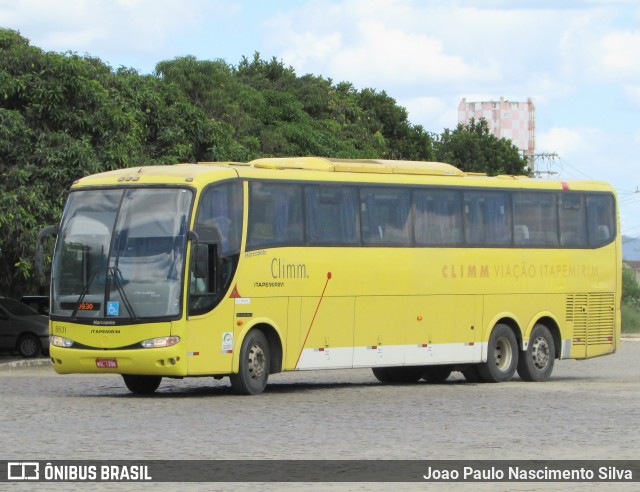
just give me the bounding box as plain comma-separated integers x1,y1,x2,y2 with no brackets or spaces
531,152,559,177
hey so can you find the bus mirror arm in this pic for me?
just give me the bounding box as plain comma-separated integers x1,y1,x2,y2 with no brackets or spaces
189,230,209,279
35,224,59,277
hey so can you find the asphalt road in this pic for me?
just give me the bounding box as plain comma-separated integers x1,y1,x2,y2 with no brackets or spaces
1,340,639,491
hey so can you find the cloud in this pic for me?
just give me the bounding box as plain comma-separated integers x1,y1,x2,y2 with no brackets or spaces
597,29,640,78
623,85,640,108
538,126,640,190
537,127,585,156
329,20,499,87
270,2,514,89
397,95,459,131
2,0,233,69
265,1,622,120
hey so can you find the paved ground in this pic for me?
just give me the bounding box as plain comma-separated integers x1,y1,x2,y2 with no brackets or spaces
1,340,639,491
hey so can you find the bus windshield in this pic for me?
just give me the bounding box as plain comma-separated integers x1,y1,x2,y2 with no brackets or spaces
51,188,193,321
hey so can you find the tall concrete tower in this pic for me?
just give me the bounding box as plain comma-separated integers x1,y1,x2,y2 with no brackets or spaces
458,97,536,168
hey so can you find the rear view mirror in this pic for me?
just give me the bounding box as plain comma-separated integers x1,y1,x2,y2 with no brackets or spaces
36,224,59,277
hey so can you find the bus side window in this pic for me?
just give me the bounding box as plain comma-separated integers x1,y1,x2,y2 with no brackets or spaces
464,191,511,246
587,194,615,247
305,185,359,245
248,182,304,249
360,187,412,246
413,189,463,246
559,194,587,247
512,191,559,247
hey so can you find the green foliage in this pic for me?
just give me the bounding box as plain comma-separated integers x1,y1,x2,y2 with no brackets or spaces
621,266,640,333
622,265,640,307
622,303,640,334
0,29,528,296
434,118,528,175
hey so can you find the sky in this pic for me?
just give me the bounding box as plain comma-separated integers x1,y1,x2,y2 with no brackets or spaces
3,0,640,236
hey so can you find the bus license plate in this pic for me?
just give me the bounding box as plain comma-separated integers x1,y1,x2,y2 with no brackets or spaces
96,359,117,369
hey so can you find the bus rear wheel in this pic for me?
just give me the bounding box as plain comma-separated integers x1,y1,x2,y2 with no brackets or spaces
462,365,482,383
230,329,270,395
517,324,555,382
478,324,518,383
122,375,162,394
372,366,423,384
422,365,453,383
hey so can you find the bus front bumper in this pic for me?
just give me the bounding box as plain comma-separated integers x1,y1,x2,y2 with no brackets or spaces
49,345,187,377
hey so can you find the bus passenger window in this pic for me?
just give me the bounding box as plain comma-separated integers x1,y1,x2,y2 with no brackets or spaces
512,192,559,247
248,182,304,249
305,185,359,245
413,189,462,246
360,188,412,246
559,194,587,247
463,191,511,246
587,194,615,247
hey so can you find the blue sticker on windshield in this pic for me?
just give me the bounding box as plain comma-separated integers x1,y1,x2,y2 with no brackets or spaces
107,301,120,316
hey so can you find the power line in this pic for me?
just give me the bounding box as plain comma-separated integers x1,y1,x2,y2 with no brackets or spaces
531,152,559,177
532,153,640,237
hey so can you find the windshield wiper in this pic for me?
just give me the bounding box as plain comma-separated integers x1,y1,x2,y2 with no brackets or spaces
108,266,138,320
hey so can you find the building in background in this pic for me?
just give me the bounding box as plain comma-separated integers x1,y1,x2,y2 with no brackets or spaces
458,97,536,168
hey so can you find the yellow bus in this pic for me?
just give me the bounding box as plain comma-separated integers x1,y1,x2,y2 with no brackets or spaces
42,157,620,394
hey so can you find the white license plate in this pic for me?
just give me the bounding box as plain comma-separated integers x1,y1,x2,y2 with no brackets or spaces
96,358,117,369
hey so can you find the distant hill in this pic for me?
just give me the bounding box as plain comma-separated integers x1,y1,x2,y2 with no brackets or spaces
623,236,640,261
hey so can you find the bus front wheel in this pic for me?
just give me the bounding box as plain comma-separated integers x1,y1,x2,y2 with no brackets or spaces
478,324,518,383
122,375,162,394
517,324,555,382
230,330,270,395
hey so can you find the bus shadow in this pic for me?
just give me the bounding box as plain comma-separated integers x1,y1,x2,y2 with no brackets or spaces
100,378,477,398
80,374,592,398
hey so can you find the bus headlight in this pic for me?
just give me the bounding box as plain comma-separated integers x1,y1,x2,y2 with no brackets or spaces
140,336,180,348
50,336,74,348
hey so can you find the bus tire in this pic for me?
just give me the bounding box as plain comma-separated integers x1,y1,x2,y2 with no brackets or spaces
372,367,393,383
462,365,482,383
478,324,518,383
372,366,422,384
230,329,270,395
422,365,453,383
122,375,162,394
517,324,555,382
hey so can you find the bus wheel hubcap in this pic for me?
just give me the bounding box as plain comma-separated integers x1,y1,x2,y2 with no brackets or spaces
531,337,550,370
248,344,266,379
494,336,512,371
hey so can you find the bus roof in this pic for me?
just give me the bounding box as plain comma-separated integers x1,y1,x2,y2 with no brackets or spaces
71,162,241,188
70,157,615,193
249,157,465,176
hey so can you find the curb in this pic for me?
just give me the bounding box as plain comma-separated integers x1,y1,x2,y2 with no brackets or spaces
0,358,51,371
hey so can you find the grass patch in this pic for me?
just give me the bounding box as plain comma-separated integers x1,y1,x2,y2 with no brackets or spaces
622,302,640,334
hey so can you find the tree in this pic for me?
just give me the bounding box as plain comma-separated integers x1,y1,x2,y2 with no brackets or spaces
0,29,242,295
622,265,640,307
0,30,533,296
434,118,528,175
